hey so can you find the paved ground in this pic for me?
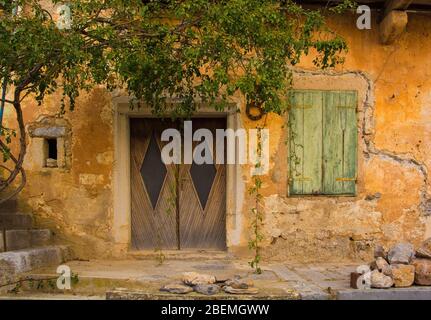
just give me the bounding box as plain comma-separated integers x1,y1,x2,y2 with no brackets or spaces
1,258,430,299
0,258,355,299
271,263,357,299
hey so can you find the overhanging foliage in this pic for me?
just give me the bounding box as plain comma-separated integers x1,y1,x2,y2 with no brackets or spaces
0,0,355,200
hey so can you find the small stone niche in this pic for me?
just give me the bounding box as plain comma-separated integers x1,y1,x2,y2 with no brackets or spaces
27,116,71,170
44,138,58,168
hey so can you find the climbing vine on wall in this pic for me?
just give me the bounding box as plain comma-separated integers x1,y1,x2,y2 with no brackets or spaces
248,126,265,274
286,97,304,184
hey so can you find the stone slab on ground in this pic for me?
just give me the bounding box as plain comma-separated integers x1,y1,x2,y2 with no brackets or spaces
270,265,330,300
337,287,431,300
106,288,298,300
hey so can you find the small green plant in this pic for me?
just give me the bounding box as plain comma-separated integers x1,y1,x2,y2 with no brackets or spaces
248,127,264,274
154,227,166,266
286,100,304,182
155,249,166,266
71,272,79,286
2,272,80,294
7,281,21,294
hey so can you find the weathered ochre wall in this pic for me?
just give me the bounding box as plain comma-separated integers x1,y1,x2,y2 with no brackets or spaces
4,88,116,258
3,13,431,262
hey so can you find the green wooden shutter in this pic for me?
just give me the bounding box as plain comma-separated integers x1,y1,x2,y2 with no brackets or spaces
288,91,323,195
322,91,357,195
288,90,357,196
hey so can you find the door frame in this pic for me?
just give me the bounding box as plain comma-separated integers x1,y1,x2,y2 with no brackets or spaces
112,96,245,252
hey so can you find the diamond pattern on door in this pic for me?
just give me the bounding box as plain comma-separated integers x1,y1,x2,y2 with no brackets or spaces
140,133,167,209
190,160,217,210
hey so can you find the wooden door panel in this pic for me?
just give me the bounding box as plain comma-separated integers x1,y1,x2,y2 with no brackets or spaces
179,118,226,250
130,119,178,250
179,164,226,249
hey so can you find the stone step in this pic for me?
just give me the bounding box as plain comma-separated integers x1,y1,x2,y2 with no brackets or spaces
0,213,33,229
0,199,18,214
128,250,233,261
0,229,52,252
0,245,73,285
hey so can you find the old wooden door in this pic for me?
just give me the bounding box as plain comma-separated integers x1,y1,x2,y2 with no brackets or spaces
130,118,226,250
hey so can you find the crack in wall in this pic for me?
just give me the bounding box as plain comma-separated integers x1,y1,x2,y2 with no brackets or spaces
292,68,430,216
356,70,430,217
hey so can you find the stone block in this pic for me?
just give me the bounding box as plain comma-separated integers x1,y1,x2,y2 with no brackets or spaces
388,242,415,264
0,245,72,275
5,229,52,251
160,284,193,294
182,272,216,286
5,230,31,251
0,213,33,229
374,245,387,259
412,259,431,286
391,264,415,287
416,238,431,259
370,270,393,288
31,229,52,246
32,126,66,138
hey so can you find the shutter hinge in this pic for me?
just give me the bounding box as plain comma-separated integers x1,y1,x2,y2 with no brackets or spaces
336,177,357,182
336,105,356,109
289,176,312,182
